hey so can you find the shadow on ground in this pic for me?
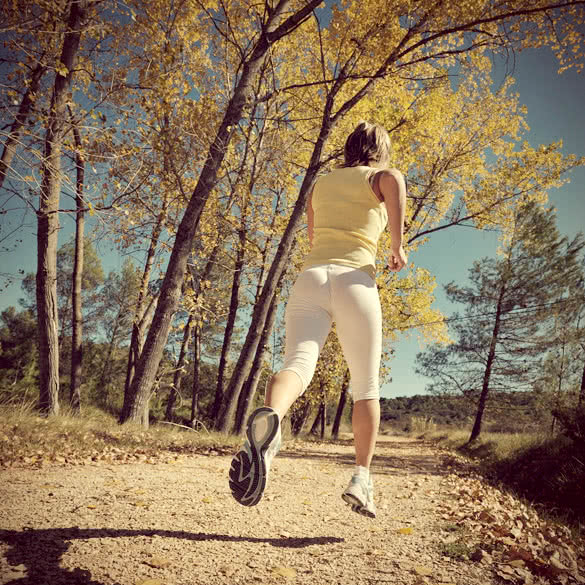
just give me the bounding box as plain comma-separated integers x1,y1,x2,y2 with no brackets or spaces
280,438,448,477
0,528,344,585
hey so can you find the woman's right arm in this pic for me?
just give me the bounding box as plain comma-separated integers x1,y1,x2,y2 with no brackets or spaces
379,169,407,272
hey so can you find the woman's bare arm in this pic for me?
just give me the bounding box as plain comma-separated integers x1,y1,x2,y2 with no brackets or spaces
378,169,407,271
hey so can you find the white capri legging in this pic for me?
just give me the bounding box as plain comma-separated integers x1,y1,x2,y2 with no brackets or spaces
280,263,382,402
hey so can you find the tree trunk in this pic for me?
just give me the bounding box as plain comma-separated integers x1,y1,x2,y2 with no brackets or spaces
121,0,322,426
469,283,506,442
69,112,85,414
290,401,312,436
165,314,193,421
37,0,87,415
310,403,325,436
578,358,585,408
216,114,333,432
190,323,201,423
121,200,169,418
0,63,45,190
232,276,282,435
332,369,350,439
211,222,247,420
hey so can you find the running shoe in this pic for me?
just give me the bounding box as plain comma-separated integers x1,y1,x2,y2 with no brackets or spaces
342,474,376,518
229,406,281,506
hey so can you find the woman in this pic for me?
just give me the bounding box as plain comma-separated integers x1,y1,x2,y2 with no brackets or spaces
229,121,407,518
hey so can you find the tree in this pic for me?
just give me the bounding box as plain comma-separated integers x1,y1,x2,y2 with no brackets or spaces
94,259,142,409
416,202,584,441
121,0,324,425
0,307,37,403
68,111,86,413
36,0,91,415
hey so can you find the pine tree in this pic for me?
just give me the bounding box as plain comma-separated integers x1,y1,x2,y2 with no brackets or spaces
416,202,584,441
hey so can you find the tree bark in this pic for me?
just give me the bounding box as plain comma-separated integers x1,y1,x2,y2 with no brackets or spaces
69,111,85,414
233,276,282,435
310,402,325,436
332,369,350,439
121,0,323,426
579,359,585,408
211,220,247,420
0,63,45,190
121,199,169,418
190,323,201,423
469,282,506,442
37,0,87,415
290,401,312,436
165,314,193,421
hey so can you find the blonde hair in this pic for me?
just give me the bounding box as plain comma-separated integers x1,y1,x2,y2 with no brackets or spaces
343,121,391,168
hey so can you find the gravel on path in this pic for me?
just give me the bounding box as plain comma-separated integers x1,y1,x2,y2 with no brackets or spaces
0,435,575,585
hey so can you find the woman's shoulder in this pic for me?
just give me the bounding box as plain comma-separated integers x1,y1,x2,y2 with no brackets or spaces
376,167,404,178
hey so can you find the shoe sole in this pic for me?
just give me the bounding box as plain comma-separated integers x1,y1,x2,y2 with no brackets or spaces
342,493,376,519
229,407,279,506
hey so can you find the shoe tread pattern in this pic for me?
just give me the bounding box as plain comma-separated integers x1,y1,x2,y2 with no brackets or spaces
229,407,278,506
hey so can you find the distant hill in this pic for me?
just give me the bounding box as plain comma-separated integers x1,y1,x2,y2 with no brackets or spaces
380,392,546,433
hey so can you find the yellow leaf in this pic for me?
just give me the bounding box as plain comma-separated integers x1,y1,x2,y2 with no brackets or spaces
133,500,147,507
414,566,433,576
86,505,97,509
55,60,69,76
201,496,212,503
398,527,413,535
271,566,297,579
146,557,171,569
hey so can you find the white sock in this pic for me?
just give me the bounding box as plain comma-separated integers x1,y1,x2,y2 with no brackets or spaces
354,465,369,479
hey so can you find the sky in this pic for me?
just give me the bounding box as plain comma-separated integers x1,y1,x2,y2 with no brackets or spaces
1,45,584,399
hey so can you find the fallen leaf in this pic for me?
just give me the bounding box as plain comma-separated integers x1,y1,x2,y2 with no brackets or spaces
271,566,297,579
479,510,496,523
414,565,433,576
146,557,171,568
398,527,413,535
201,497,212,504
86,504,97,509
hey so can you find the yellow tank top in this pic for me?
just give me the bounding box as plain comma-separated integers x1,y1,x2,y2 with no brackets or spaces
302,166,388,279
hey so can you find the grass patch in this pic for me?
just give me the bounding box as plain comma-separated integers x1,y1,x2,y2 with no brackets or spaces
422,428,585,528
436,523,478,561
0,405,240,467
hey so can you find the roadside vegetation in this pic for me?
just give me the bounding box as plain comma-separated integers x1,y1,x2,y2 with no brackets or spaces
403,410,585,532
0,404,239,469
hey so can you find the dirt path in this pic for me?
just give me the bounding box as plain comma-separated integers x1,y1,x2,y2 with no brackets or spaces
0,435,582,585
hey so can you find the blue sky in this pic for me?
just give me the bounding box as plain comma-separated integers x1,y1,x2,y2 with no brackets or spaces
1,46,583,399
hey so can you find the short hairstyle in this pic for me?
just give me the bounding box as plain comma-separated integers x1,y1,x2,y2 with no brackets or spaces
343,121,391,167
